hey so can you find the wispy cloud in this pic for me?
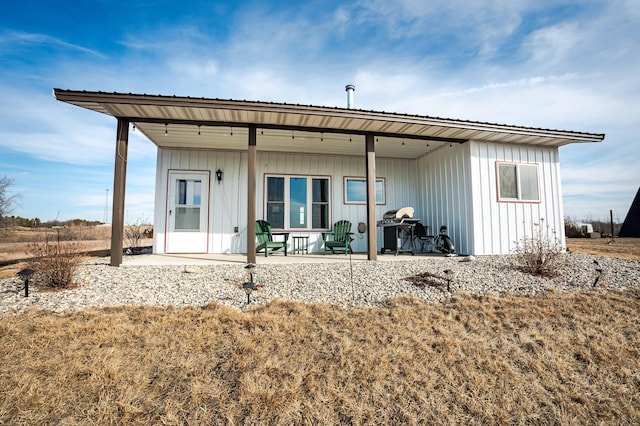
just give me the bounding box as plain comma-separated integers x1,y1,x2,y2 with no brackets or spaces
0,30,107,58
0,0,637,223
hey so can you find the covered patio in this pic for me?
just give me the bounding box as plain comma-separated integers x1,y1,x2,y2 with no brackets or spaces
54,88,603,266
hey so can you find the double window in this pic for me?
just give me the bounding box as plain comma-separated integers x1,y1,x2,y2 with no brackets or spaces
266,175,330,229
497,162,540,202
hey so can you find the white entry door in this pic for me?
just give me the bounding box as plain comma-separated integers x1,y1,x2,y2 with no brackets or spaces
166,171,209,253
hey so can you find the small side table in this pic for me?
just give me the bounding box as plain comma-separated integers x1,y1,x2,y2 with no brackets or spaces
292,236,309,254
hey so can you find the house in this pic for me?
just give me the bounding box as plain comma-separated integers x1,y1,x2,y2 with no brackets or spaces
54,87,605,266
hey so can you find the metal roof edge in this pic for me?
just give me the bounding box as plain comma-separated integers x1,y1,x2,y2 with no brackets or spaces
52,88,606,142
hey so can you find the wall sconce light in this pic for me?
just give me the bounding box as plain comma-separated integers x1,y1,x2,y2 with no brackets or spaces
216,169,223,184
164,123,168,135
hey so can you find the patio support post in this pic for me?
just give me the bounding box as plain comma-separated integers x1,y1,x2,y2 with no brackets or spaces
365,133,378,260
247,125,257,264
110,117,129,266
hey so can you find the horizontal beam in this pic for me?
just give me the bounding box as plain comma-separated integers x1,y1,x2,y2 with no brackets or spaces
121,116,469,144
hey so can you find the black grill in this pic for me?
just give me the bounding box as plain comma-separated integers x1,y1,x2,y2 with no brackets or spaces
376,208,420,255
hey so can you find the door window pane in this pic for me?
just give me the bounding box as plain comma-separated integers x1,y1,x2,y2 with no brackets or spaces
175,207,200,230
177,180,187,205
176,179,201,205
193,180,202,206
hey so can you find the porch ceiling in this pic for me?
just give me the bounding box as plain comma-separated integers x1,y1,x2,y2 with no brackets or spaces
54,89,605,158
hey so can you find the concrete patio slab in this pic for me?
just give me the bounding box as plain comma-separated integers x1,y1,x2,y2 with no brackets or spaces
121,252,446,266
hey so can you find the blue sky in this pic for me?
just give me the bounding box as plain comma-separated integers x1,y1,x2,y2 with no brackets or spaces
1,0,638,223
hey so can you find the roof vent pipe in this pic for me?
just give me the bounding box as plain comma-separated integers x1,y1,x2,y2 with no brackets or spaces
345,84,355,109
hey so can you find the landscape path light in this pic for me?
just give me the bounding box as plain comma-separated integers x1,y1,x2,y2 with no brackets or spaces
242,263,257,304
443,269,456,292
593,260,607,288
17,268,35,297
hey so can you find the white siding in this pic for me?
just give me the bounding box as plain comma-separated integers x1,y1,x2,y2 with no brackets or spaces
256,152,417,253
154,141,566,256
469,141,565,255
415,143,474,255
154,148,417,254
153,149,247,254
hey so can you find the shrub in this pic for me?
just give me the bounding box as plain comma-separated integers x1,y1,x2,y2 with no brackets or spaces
27,239,85,288
513,220,564,277
124,216,151,253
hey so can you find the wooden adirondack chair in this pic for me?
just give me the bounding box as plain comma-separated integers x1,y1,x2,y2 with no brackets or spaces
322,220,354,254
255,220,289,257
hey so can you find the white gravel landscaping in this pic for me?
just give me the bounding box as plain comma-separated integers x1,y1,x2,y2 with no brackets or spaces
1,252,638,317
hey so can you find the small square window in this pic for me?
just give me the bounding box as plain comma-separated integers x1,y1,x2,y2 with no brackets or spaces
344,177,386,205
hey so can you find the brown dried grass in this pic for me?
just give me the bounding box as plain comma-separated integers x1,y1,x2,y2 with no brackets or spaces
567,237,640,261
1,289,639,425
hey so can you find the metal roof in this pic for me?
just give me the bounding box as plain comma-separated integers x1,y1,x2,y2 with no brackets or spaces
53,89,605,159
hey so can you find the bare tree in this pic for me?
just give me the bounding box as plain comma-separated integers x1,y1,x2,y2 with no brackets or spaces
124,215,152,253
0,176,20,235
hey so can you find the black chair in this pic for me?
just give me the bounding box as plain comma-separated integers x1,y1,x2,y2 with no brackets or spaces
413,223,435,252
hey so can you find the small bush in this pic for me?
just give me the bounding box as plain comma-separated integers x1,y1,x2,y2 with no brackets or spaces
124,216,151,252
27,239,85,288
513,220,564,277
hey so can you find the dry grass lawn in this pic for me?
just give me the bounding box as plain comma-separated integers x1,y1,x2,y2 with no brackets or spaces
0,226,111,263
1,289,639,425
1,236,639,423
566,237,640,261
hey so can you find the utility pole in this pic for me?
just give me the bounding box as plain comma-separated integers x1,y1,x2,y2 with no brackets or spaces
610,209,615,239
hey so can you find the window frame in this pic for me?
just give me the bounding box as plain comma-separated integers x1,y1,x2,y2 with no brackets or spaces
264,174,332,231
496,161,541,203
343,176,386,205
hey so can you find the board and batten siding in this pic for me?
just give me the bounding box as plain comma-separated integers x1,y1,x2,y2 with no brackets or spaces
153,149,247,254
256,152,418,253
469,141,565,255
154,148,417,254
415,142,474,255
